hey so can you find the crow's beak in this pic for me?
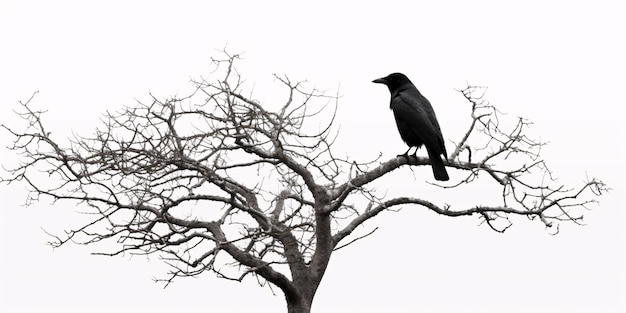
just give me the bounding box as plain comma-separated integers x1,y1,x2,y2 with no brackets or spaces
372,77,387,84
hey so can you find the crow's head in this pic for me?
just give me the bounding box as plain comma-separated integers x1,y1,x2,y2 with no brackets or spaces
372,72,412,92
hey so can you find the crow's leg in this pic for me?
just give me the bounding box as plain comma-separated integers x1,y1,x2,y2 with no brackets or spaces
398,147,413,158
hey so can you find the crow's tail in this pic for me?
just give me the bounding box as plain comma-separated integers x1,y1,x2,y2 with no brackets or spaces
427,149,449,181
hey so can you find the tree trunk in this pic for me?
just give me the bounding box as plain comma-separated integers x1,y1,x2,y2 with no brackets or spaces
286,300,312,313
285,287,314,313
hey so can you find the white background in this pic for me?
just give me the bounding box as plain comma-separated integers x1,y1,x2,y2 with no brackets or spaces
1,1,624,312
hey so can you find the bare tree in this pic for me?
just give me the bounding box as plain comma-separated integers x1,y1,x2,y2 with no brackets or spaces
1,51,606,313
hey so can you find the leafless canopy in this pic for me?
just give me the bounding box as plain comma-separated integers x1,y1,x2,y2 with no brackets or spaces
2,51,606,311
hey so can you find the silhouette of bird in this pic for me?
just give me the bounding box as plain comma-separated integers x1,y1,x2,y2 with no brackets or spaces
373,72,449,181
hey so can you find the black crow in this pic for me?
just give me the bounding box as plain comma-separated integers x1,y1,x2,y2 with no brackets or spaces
373,73,449,181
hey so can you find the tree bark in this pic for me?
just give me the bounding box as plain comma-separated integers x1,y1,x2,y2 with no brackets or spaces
286,293,313,313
